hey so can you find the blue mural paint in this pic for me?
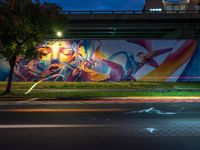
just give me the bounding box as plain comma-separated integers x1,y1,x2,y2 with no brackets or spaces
0,39,198,82
179,41,200,82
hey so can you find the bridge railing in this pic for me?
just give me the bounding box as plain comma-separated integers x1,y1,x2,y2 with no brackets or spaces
63,10,200,14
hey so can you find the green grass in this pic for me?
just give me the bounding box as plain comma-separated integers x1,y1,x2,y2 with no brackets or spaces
1,81,200,90
1,82,200,98
0,81,159,89
26,91,200,98
1,90,200,99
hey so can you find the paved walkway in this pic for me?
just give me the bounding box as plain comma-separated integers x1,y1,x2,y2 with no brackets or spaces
1,96,200,103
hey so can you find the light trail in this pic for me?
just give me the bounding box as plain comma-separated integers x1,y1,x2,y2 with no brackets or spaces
25,74,64,95
0,108,126,113
41,97,200,103
25,80,43,95
143,76,200,79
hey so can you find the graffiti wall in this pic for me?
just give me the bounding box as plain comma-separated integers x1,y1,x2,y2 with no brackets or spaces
0,39,200,82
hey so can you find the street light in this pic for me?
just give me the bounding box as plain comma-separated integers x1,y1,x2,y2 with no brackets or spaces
56,31,62,38
56,31,63,47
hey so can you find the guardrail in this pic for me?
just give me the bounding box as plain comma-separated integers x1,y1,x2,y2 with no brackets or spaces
63,10,200,14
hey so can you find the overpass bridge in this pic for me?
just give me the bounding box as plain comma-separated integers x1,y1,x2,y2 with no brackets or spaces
54,10,200,39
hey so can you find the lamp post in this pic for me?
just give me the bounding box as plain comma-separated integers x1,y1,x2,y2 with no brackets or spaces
56,31,63,46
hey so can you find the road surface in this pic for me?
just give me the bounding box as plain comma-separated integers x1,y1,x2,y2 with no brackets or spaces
0,100,200,150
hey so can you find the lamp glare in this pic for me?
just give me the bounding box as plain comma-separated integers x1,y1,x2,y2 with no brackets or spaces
57,31,62,37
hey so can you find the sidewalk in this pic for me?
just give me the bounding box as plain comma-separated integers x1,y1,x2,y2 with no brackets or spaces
1,96,200,103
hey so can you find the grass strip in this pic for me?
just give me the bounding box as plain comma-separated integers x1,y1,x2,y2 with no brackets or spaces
1,90,200,98
0,82,200,90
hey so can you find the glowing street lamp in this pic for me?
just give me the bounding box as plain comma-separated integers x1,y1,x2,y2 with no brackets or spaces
56,31,62,37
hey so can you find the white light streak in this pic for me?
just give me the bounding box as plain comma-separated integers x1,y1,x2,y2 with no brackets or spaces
25,74,64,95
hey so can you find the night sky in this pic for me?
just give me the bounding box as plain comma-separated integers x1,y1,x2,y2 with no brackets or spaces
43,0,145,10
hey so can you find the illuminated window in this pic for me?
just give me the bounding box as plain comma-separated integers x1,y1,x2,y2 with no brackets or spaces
149,8,162,12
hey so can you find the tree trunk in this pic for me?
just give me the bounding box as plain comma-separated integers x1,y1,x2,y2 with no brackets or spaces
4,56,16,94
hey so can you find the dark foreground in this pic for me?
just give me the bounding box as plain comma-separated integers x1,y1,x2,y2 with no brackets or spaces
0,100,200,150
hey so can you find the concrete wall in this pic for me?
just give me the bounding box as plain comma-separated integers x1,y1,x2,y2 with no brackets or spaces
0,39,199,82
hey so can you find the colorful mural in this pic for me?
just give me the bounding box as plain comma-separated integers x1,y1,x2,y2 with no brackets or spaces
0,39,199,82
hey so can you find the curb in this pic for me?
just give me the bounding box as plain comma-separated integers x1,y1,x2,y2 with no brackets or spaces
1,96,200,102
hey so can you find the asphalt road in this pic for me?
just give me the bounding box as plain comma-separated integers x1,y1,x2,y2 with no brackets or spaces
0,101,200,150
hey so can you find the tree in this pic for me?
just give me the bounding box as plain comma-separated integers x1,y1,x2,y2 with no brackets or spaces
0,0,66,94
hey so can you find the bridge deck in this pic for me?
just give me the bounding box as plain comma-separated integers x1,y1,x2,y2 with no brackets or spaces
49,11,200,39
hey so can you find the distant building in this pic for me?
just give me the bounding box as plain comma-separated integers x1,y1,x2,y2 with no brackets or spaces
143,0,199,12
143,0,164,12
191,0,200,10
163,0,195,12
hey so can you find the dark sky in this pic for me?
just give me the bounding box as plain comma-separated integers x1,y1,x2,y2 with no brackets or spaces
44,0,144,10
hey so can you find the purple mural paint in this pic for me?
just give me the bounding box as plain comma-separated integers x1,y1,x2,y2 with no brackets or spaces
0,39,198,82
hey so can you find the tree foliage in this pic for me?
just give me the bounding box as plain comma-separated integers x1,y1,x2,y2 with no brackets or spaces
0,0,66,93
0,0,65,59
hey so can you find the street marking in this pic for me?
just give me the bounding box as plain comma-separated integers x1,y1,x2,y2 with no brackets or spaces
0,124,110,129
0,108,126,113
